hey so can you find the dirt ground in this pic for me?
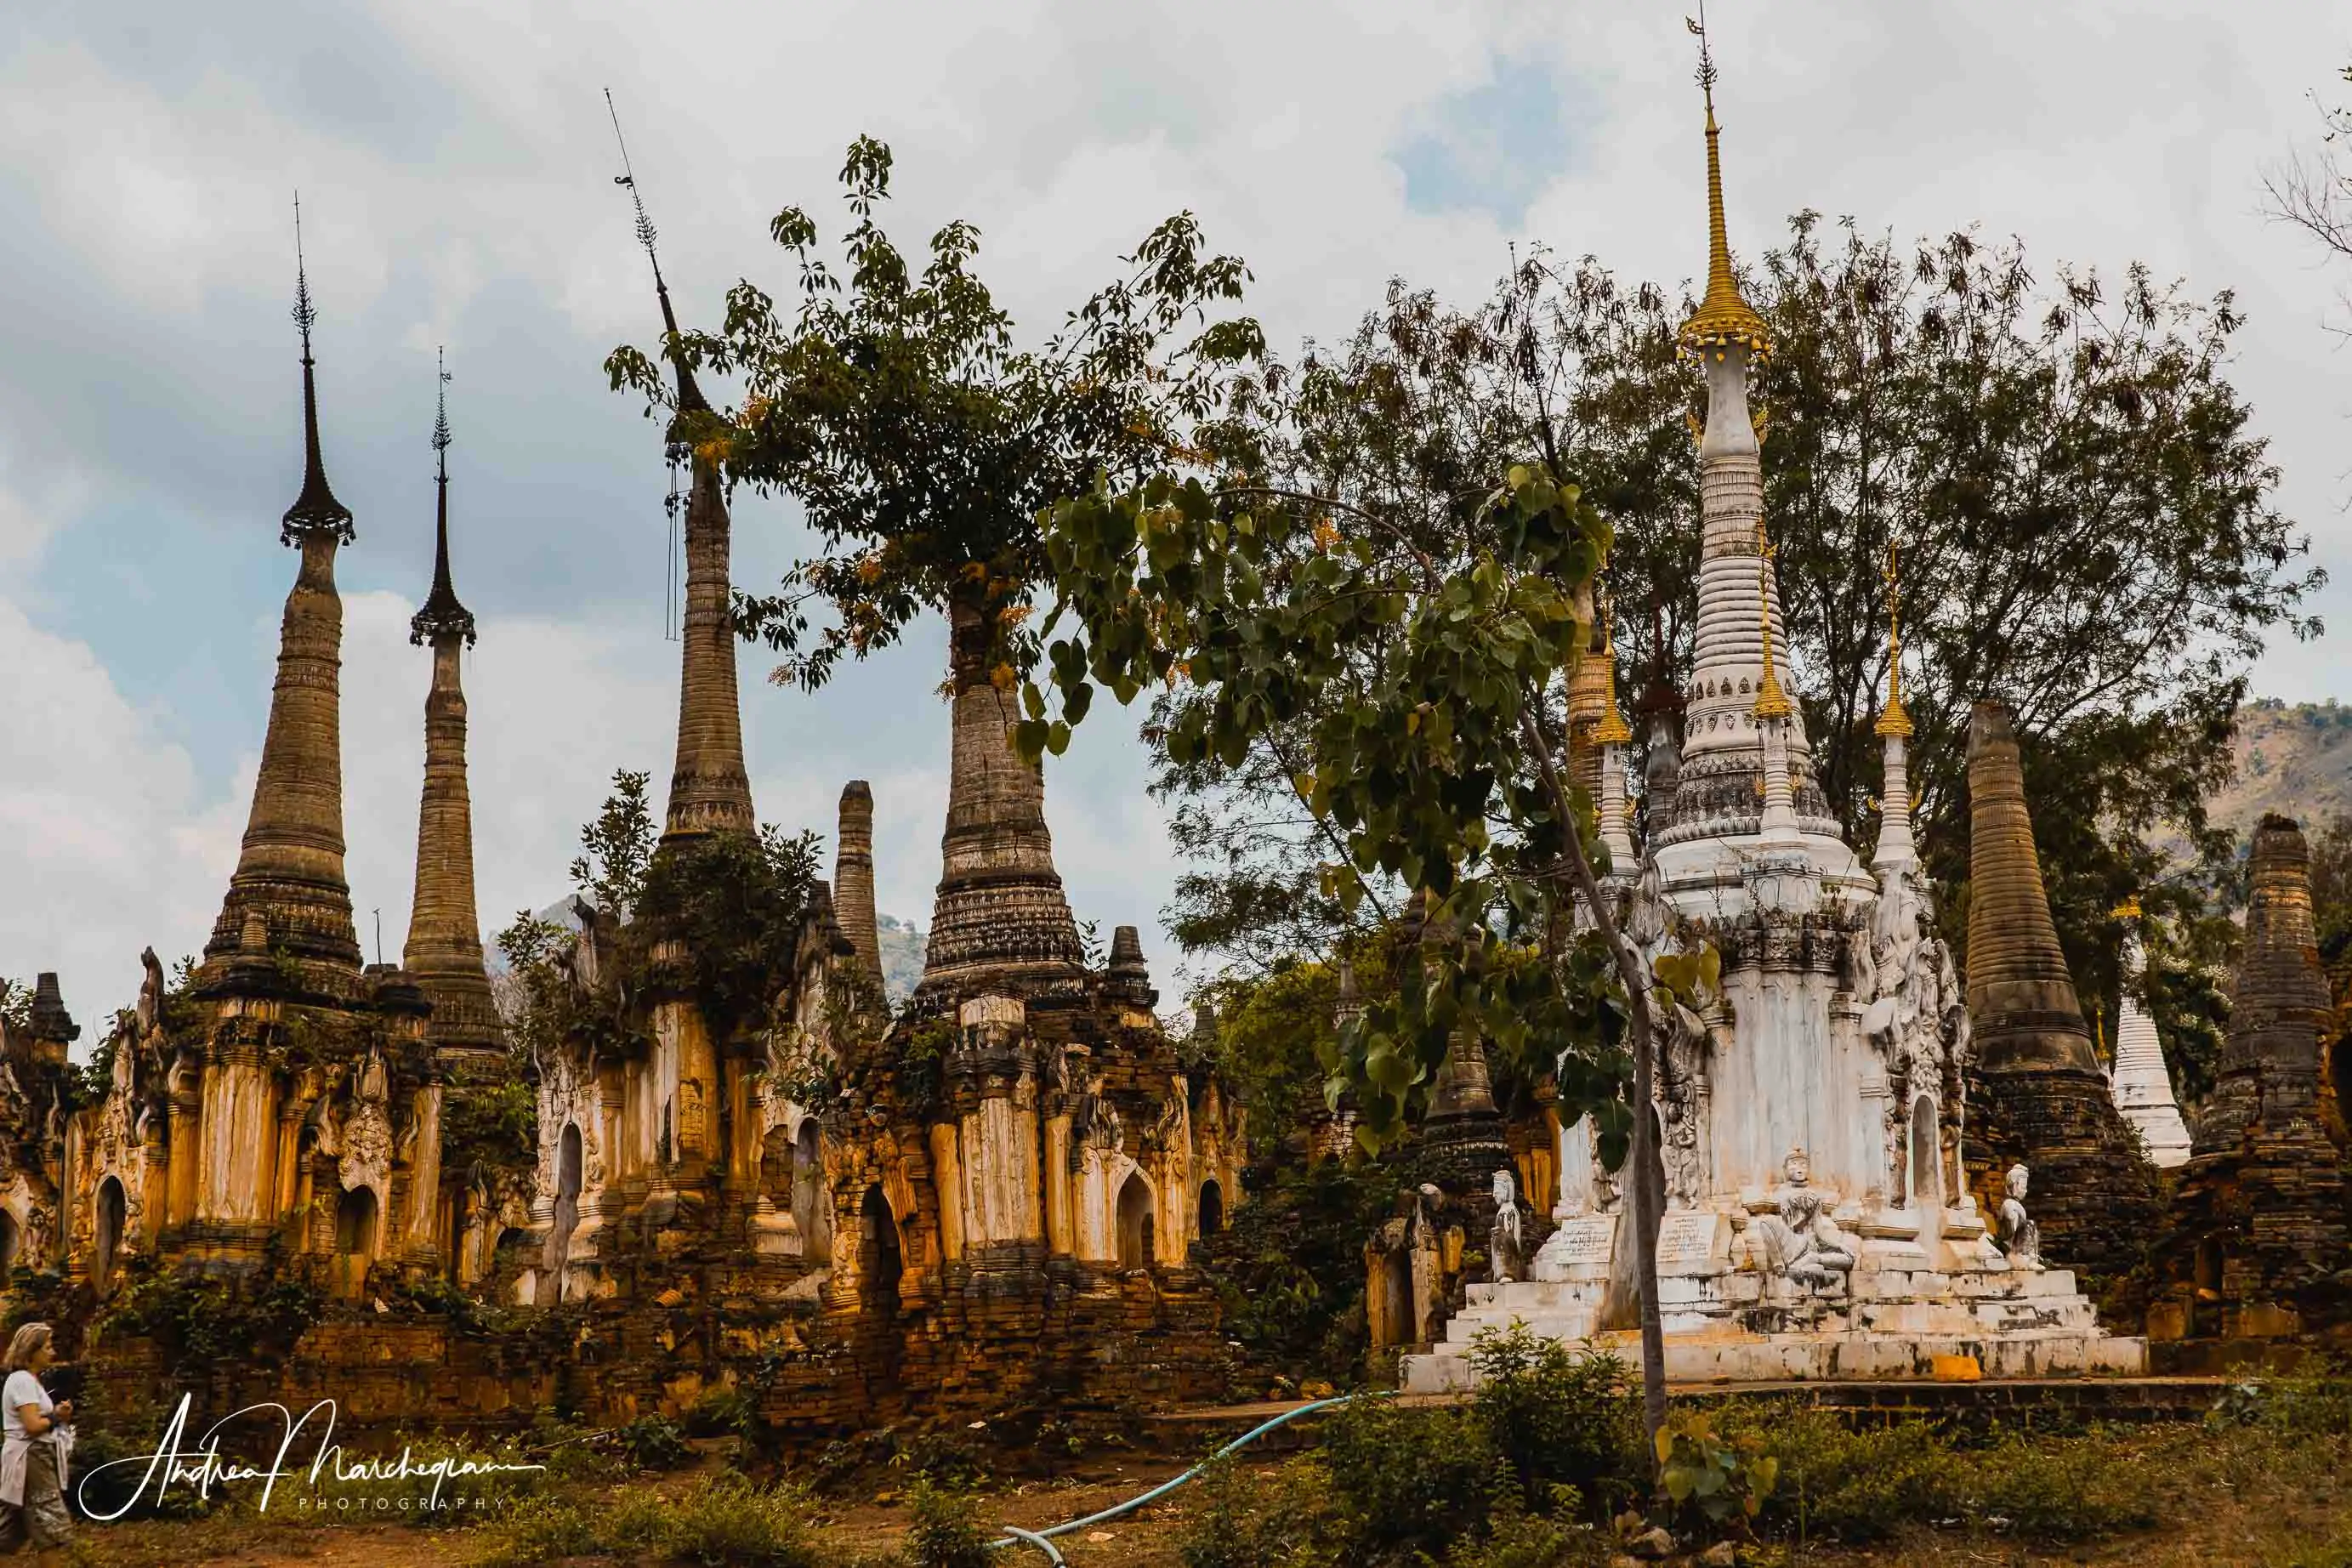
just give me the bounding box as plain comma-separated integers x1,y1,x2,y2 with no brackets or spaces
31,1440,2352,1567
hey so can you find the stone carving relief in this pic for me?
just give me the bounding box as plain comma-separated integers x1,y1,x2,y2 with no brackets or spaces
338,1047,393,1208
2000,1162,2042,1271
1753,1146,1854,1292
1489,1168,1524,1283
1856,863,1970,1209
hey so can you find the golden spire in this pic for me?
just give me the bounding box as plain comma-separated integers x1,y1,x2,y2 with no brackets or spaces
1874,538,1913,737
1751,519,1793,720
1678,9,1771,361
1594,599,1633,745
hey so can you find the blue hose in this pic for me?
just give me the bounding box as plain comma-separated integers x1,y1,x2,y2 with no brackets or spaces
988,1393,1376,1558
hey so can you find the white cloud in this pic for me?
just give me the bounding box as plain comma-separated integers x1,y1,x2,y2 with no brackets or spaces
0,588,242,1031
6,0,2352,1026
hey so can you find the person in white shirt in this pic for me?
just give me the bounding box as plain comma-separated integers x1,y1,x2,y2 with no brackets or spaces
0,1322,71,1549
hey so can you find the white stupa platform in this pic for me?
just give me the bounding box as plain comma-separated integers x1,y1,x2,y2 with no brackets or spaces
1400,1234,2146,1392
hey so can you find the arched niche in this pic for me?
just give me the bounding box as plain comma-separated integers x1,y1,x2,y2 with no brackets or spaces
1197,1179,1225,1240
94,1178,127,1294
1116,1171,1154,1270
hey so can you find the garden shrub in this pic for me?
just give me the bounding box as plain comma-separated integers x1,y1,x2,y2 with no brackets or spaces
1652,1410,1776,1532
901,1479,994,1568
1319,1395,1496,1564
1445,1483,1606,1568
1717,1406,1957,1543
1469,1326,1641,1516
469,1494,602,1567
616,1412,691,1471
1177,1458,1342,1568
659,1474,822,1566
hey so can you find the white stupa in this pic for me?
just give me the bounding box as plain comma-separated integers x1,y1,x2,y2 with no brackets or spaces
1402,37,2142,1388
2108,906,2193,1168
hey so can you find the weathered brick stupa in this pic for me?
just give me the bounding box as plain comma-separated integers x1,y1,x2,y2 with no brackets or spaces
1406,41,2141,1387
403,353,503,1060
2156,815,2349,1339
516,195,843,1310
833,781,887,996
909,596,1090,1009
70,234,446,1295
815,582,1244,1414
1963,701,2162,1281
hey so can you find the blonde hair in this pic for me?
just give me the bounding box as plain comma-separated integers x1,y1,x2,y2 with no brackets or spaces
2,1323,51,1373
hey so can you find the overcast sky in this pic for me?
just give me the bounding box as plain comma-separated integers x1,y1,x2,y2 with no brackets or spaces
4,1,2349,1037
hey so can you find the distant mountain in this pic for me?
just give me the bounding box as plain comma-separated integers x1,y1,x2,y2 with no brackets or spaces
876,913,925,1006
2209,701,2352,839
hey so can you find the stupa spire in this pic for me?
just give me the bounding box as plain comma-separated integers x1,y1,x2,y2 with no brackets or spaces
207,207,361,972
1749,520,1793,722
1677,9,1771,362
411,348,475,647
608,89,709,419
1664,26,1827,845
608,94,754,842
283,195,355,545
1875,540,1912,739
1872,540,1917,874
403,351,499,1054
913,594,1086,1004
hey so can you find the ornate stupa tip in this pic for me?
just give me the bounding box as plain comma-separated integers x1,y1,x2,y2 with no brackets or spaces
1676,14,1772,363
412,347,477,647
282,193,356,547
1108,923,1149,978
1874,540,1913,737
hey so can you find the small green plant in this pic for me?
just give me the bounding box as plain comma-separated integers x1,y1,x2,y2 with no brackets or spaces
469,1493,600,1568
615,1412,691,1471
1469,1326,1640,1516
688,1383,758,1438
1655,1410,1777,1530
1177,1458,1340,1568
894,1427,989,1490
1968,1429,2154,1542
903,1479,993,1568
1320,1396,1494,1564
660,1474,821,1566
1713,1405,1954,1544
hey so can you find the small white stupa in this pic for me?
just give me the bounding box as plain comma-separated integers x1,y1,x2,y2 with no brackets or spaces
2108,902,2193,1168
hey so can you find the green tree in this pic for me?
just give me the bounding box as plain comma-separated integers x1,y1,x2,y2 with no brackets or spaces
570,767,656,915
605,135,1262,704
1030,460,1716,1447
1145,221,2316,1012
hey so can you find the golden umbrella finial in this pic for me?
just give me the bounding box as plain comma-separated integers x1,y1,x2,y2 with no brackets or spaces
1875,537,1913,737
1678,4,1771,362
1751,519,1793,721
1594,592,1633,745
